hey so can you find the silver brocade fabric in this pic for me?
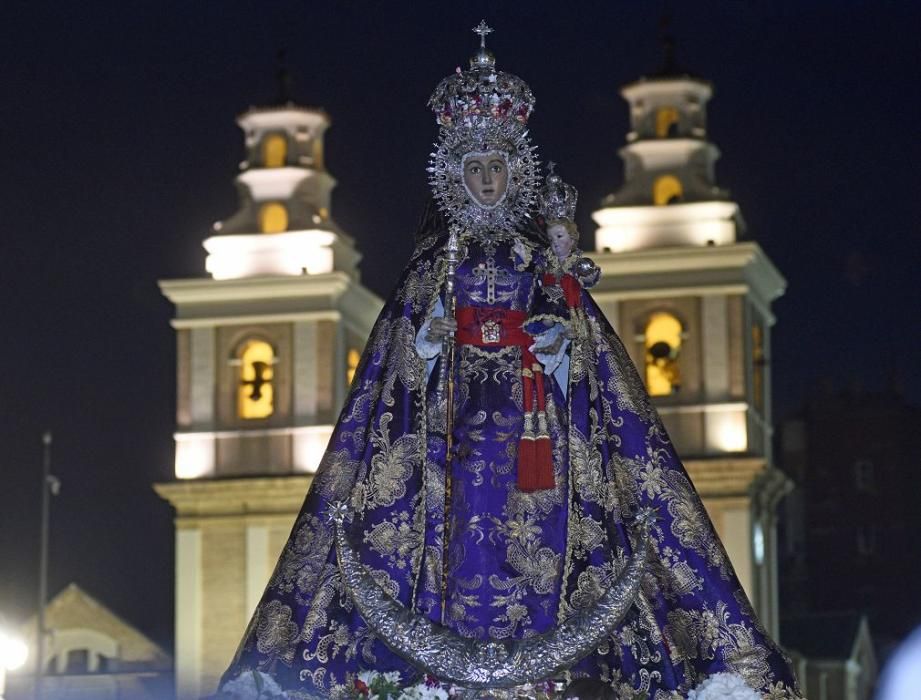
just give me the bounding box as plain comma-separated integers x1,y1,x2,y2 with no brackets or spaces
330,503,653,690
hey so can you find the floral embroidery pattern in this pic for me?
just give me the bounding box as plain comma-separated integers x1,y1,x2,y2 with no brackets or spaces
222,232,802,700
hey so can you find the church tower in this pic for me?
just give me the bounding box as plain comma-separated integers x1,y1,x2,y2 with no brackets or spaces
590,43,790,637
155,88,382,698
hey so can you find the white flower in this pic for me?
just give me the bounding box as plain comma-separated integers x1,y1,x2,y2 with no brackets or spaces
401,682,449,700
358,670,381,685
687,672,760,700
382,671,403,685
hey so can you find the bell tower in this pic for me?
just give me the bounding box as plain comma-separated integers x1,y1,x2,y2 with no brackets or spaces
154,89,382,698
590,42,790,637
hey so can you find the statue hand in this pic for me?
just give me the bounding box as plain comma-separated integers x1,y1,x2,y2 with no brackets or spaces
426,317,458,341
532,333,565,356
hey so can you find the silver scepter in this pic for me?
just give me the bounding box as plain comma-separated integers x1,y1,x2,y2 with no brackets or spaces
436,227,460,623
436,228,461,401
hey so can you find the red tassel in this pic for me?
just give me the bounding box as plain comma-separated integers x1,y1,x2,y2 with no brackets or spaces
518,434,537,491
518,367,538,492
535,435,553,484
529,366,556,490
518,354,556,492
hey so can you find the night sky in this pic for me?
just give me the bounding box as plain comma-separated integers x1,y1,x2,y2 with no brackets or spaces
1,2,919,653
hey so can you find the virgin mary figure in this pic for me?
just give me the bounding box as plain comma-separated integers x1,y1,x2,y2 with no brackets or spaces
220,24,802,700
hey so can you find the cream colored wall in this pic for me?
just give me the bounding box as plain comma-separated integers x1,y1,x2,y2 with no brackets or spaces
201,522,247,694
156,476,312,699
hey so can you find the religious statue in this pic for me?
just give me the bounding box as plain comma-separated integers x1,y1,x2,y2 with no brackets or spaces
219,22,802,700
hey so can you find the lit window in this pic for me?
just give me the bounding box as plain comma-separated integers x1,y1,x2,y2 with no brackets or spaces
238,340,275,420
644,312,682,396
752,323,766,413
262,133,287,168
653,175,683,206
346,348,361,385
311,139,325,170
259,202,288,233
655,106,680,138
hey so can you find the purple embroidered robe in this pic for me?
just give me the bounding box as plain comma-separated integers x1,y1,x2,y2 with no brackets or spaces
221,227,802,699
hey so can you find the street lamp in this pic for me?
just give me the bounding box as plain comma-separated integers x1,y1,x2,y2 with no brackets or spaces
36,430,59,700
0,628,28,699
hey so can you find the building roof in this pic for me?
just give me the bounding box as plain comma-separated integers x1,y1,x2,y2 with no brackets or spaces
15,582,172,672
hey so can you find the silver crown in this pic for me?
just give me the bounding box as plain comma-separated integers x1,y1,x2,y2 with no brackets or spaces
539,162,578,222
427,21,536,131
426,22,541,235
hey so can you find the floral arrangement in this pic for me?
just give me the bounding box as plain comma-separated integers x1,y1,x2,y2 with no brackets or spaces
348,671,450,700
220,669,760,700
686,672,761,700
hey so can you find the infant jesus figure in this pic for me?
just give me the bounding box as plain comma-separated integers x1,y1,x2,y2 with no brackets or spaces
539,165,600,340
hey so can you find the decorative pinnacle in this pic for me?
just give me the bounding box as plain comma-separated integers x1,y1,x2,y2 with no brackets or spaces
473,20,494,49
547,161,557,175
275,48,292,105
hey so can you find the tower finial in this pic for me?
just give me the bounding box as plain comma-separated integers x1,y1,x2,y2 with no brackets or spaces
656,9,681,76
275,48,292,105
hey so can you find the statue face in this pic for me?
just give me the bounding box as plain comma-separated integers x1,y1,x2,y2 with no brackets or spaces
548,223,575,260
462,152,509,208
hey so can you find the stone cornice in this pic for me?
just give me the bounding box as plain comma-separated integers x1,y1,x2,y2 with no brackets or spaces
620,139,719,161
154,475,313,519
684,457,769,498
159,273,383,329
160,272,352,305
588,241,786,313
621,77,713,99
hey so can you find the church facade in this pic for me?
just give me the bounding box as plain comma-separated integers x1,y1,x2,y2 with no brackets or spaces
157,63,790,697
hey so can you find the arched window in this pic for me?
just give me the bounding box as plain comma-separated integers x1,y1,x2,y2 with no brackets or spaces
238,339,275,420
653,175,683,206
655,106,680,138
346,348,361,385
259,202,288,233
644,312,682,396
262,134,287,168
65,649,90,674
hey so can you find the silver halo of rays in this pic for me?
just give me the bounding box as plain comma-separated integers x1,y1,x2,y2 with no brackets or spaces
328,502,655,690
427,120,540,236
425,21,541,237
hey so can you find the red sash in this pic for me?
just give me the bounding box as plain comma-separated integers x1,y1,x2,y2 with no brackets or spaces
453,306,554,491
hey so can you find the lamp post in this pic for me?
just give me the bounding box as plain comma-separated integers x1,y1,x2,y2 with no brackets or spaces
35,431,59,700
0,628,29,699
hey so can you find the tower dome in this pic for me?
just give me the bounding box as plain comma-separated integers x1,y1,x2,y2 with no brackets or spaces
593,37,738,253
203,66,361,280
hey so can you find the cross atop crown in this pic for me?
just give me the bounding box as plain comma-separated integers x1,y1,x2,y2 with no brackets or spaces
473,20,494,49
